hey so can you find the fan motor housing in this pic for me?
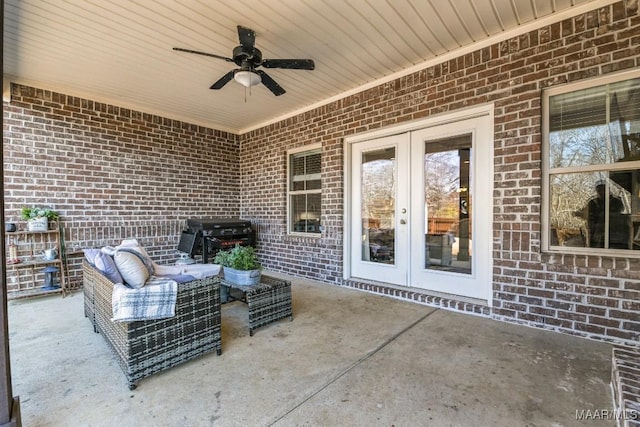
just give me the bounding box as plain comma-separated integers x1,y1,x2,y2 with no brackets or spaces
233,46,261,66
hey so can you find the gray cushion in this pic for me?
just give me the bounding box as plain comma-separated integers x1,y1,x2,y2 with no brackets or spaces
94,252,123,284
114,250,149,289
82,248,100,266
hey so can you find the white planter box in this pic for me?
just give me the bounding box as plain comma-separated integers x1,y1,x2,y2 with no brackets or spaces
27,217,48,232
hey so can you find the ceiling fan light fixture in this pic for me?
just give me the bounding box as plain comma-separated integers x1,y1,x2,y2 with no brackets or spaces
234,70,261,88
175,25,313,96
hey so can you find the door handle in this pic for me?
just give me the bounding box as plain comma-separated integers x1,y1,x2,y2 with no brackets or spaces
400,219,406,225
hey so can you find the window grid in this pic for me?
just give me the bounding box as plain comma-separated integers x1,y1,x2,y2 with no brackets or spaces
542,70,640,254
288,146,321,235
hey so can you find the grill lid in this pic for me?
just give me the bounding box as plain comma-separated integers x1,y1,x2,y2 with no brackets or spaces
187,218,251,230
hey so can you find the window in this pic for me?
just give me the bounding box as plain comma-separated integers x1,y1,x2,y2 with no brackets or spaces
288,145,321,235
542,71,640,253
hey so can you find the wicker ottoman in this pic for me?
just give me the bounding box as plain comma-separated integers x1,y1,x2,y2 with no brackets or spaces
221,274,293,336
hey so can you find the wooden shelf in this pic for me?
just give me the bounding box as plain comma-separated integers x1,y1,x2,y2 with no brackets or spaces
6,229,59,236
5,222,68,297
6,259,65,269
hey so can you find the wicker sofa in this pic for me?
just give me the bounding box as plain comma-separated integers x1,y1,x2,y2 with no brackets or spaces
83,260,222,390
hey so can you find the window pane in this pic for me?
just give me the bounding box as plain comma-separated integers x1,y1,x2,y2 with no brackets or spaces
290,193,321,233
290,150,321,191
361,147,395,264
549,171,640,250
292,154,305,176
289,148,322,234
424,135,472,274
306,151,321,172
306,178,321,190
549,78,640,168
610,79,640,162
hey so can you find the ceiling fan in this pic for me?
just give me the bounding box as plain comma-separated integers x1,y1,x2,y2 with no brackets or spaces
173,25,315,96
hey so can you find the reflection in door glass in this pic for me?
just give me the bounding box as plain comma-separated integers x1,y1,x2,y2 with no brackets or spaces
361,147,396,264
424,135,472,274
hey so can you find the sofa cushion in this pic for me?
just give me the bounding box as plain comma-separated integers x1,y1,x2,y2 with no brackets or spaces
94,252,124,284
82,248,100,266
154,263,221,279
114,250,149,289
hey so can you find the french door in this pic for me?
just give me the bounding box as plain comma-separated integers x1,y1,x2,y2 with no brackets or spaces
350,134,410,284
349,114,492,301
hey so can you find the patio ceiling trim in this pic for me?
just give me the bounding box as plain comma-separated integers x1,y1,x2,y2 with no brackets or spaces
1,71,239,135
238,0,619,135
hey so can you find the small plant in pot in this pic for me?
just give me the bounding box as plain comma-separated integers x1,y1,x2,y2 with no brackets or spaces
21,207,59,231
213,244,262,286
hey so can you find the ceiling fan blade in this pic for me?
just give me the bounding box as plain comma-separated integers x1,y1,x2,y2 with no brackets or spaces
210,70,235,90
256,70,285,96
173,47,234,63
261,59,315,70
237,26,256,49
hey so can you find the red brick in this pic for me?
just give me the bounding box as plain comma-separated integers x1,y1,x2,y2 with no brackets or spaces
4,0,639,347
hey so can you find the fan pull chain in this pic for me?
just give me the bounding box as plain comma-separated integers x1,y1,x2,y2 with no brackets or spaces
244,84,254,102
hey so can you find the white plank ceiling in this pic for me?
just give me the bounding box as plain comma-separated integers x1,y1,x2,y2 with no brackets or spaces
3,0,608,134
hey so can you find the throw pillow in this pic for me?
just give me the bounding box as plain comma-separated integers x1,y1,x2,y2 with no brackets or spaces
114,250,149,289
94,252,124,284
116,240,155,276
117,247,155,277
82,248,100,266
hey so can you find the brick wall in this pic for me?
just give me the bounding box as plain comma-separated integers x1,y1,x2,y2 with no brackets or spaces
3,85,239,292
241,113,345,285
2,1,638,345
240,0,640,346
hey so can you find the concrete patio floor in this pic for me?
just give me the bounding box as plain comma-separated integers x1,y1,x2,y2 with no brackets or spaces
8,272,615,426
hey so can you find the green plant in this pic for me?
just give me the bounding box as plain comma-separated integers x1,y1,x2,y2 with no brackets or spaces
20,207,59,221
213,245,261,271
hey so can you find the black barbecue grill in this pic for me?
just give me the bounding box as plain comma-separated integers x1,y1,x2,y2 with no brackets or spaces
179,218,256,263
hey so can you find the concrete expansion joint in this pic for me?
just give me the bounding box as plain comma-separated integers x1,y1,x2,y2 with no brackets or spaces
268,309,438,425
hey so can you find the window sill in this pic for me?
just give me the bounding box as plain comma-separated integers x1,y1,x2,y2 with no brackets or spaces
286,232,322,239
543,246,640,259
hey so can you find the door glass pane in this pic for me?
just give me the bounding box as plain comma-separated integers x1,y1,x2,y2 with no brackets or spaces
424,135,472,274
361,147,396,264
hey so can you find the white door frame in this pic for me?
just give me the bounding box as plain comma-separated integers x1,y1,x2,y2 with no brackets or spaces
343,104,494,303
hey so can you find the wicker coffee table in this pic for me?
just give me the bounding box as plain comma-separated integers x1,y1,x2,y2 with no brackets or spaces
221,274,293,336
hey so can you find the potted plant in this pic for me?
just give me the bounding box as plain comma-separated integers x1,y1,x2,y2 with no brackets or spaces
21,207,59,232
213,244,262,286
